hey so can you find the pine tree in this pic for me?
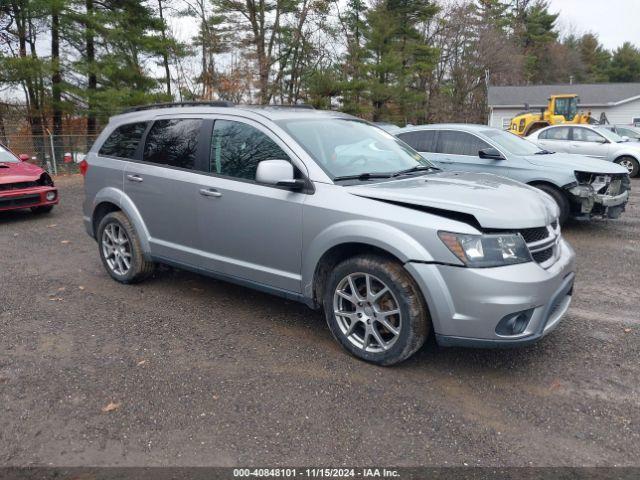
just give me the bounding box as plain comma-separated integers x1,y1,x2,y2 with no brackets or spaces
512,0,558,83
608,42,640,82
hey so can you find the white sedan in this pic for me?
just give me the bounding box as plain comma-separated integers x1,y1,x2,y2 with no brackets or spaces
527,124,640,177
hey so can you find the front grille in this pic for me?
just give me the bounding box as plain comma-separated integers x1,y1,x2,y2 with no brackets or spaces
518,226,549,243
515,222,560,267
532,247,554,263
0,181,39,191
0,194,41,208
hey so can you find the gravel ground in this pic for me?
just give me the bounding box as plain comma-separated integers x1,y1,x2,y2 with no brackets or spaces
0,175,638,467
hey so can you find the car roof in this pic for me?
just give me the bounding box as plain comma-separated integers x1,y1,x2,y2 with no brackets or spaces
398,123,495,134
542,124,600,130
108,104,354,125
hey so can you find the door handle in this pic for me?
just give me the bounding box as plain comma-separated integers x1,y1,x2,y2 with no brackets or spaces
199,188,222,198
126,174,143,183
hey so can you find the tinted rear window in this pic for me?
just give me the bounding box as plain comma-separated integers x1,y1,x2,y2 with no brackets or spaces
436,131,490,156
397,130,436,152
99,122,148,159
143,119,203,170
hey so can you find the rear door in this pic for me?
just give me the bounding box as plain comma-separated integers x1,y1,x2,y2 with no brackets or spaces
195,117,306,293
124,116,210,265
569,127,611,159
536,126,572,153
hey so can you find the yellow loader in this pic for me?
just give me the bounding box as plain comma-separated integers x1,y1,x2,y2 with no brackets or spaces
508,94,593,137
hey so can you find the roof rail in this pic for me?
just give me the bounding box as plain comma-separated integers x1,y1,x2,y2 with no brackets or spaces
120,100,235,114
244,103,315,110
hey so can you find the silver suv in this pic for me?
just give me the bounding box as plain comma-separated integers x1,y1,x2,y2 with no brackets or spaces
83,103,576,365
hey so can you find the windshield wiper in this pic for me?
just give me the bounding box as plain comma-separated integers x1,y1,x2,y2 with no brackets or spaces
333,172,393,181
391,165,437,177
535,149,555,155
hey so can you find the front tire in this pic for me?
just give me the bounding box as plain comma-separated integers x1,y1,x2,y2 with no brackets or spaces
97,211,155,284
323,254,430,366
534,184,570,225
614,156,639,177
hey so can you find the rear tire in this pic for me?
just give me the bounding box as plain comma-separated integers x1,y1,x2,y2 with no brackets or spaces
31,205,53,214
97,211,155,284
524,123,549,137
534,184,570,225
323,254,430,366
614,156,639,177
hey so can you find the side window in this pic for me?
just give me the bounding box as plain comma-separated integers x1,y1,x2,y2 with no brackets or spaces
143,119,203,169
436,131,490,156
98,122,147,159
572,127,603,143
210,120,290,180
541,127,570,141
397,131,436,152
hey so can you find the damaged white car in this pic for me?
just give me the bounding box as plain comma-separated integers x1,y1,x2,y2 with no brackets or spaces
395,124,630,224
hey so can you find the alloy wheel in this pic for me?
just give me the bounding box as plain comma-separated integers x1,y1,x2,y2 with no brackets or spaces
619,158,635,174
101,222,132,276
333,272,402,353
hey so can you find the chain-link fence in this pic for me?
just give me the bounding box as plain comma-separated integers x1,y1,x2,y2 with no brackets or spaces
2,133,99,175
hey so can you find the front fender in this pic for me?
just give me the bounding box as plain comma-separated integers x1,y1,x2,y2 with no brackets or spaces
90,187,152,258
301,220,435,298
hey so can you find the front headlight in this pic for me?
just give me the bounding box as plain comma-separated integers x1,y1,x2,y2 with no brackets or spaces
438,231,532,268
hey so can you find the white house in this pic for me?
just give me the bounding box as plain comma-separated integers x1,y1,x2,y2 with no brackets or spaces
488,83,640,129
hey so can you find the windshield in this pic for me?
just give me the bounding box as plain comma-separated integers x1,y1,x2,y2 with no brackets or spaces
276,118,434,179
618,127,640,139
480,129,543,156
0,145,20,163
594,127,624,143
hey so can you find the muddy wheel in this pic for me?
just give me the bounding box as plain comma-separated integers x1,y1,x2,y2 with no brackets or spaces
97,211,155,284
323,254,430,366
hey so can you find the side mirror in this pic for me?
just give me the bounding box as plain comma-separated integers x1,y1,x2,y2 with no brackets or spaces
256,159,305,190
621,136,630,142
479,147,505,160
18,153,30,162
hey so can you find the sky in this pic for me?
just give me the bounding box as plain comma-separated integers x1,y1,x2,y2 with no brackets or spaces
167,0,640,51
547,0,640,50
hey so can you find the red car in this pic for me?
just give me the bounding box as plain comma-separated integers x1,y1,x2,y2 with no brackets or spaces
0,143,59,214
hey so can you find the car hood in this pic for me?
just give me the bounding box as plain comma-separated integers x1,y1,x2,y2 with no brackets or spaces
345,171,558,229
524,152,628,174
0,161,44,184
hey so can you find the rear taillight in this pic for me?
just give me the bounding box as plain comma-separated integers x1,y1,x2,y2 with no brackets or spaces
79,159,89,177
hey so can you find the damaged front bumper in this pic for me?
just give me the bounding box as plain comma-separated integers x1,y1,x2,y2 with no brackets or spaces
566,173,631,219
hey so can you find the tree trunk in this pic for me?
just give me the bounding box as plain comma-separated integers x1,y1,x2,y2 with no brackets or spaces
0,103,7,145
13,1,46,166
86,0,97,138
51,3,63,164
157,0,172,98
